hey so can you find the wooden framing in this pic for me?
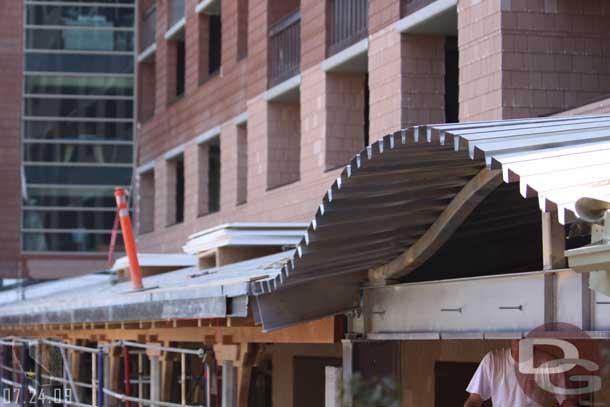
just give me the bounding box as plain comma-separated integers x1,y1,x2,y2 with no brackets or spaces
0,316,341,344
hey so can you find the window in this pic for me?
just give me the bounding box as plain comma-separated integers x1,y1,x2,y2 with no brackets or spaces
237,0,248,59
236,124,247,204
197,139,221,215
167,154,184,225
176,39,186,97
138,60,156,121
21,0,135,253
208,15,222,75
198,11,222,83
208,143,220,212
138,170,155,234
445,36,459,123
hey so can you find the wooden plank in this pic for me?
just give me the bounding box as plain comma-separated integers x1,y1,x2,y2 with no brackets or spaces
160,347,174,402
369,168,503,282
4,317,340,344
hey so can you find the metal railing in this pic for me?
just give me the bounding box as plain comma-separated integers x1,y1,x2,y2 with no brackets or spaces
401,0,437,17
328,0,368,57
269,10,301,87
141,4,156,51
168,0,185,29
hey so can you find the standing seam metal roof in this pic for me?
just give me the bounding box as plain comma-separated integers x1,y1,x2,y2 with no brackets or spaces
252,115,610,296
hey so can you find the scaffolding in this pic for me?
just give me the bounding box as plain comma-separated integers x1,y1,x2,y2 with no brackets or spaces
0,338,219,407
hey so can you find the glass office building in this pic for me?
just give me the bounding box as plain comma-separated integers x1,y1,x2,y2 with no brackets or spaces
22,0,135,253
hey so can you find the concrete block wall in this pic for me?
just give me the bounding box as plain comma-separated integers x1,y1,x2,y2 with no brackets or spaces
267,102,301,189
500,0,610,118
369,27,446,142
458,0,610,121
458,0,503,121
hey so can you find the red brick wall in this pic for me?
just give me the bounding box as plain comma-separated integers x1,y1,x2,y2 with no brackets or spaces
369,0,401,34
458,0,503,121
501,0,610,118
267,102,301,189
0,0,23,277
459,0,610,121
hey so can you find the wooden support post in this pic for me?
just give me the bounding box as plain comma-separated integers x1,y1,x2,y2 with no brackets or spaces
342,340,353,407
108,346,121,392
160,351,174,402
149,355,160,404
542,211,566,270
236,344,252,407
221,360,236,407
542,211,566,326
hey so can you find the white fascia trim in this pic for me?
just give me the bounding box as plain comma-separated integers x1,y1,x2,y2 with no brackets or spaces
137,43,156,63
137,160,155,174
163,144,185,160
195,0,216,14
112,253,197,271
394,0,457,33
195,126,221,145
233,112,248,126
164,17,186,40
264,74,301,101
321,38,369,72
183,223,308,254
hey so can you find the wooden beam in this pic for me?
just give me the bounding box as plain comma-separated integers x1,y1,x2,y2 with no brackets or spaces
4,317,340,344
369,168,503,283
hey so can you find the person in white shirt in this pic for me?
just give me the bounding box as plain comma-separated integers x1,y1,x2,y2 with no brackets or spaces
464,340,576,407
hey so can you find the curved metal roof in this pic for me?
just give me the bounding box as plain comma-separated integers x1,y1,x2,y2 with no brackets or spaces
252,115,610,300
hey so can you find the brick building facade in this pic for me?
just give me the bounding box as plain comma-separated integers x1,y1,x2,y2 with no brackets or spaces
1,0,610,279
134,0,610,257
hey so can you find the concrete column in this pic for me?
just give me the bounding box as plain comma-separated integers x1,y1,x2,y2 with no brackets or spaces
221,360,236,407
325,366,342,407
341,340,354,407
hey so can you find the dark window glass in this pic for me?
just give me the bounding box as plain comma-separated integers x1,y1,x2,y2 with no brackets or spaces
26,28,134,52
25,97,133,118
24,120,133,141
175,156,184,223
208,143,220,213
22,231,123,253
30,0,134,4
176,40,185,97
25,187,116,207
24,143,132,164
23,209,117,230
209,15,222,74
26,53,134,74
25,165,132,185
445,36,459,124
26,5,134,27
364,74,370,146
25,75,133,96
